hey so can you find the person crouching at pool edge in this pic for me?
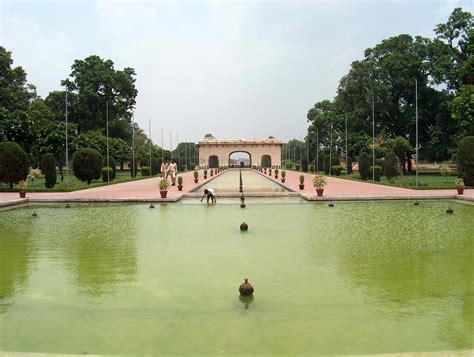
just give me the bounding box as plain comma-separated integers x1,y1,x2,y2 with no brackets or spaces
201,188,216,204
169,159,178,186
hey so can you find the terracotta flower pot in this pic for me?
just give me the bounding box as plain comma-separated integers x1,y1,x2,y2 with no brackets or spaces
194,179,198,184
281,178,285,183
178,185,183,191
457,188,464,194
299,184,304,190
19,192,26,198
204,175,207,179
275,175,278,179
316,188,324,197
160,190,168,198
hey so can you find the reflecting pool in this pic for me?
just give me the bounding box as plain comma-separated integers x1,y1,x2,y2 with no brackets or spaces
195,169,287,193
0,201,473,355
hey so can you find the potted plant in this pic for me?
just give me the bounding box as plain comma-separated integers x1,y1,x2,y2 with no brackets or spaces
159,178,169,198
204,168,208,179
456,178,465,194
299,175,305,190
269,168,272,176
19,180,27,198
313,174,327,197
281,170,286,183
264,167,267,174
274,168,279,179
210,169,214,177
194,170,199,183
177,176,183,191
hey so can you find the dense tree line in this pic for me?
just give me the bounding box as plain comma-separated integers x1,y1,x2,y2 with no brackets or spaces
306,8,473,170
0,48,197,186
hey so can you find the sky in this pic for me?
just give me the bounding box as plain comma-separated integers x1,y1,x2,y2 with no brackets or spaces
1,0,472,145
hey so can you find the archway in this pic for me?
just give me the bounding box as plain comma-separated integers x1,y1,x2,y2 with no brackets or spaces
209,155,219,168
261,155,272,168
229,151,251,168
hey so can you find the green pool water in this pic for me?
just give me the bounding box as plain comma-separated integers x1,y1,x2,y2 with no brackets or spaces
196,169,287,193
0,201,473,355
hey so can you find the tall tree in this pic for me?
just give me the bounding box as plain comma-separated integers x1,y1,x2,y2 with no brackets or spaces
61,55,137,136
0,47,36,113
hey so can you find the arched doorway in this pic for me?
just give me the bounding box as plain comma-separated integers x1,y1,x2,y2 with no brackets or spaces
261,155,272,168
229,151,251,168
209,155,219,168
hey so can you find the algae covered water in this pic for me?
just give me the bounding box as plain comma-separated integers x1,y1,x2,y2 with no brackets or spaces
0,201,473,355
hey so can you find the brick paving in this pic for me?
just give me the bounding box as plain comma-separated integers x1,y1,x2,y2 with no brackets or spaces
257,169,473,201
0,169,216,204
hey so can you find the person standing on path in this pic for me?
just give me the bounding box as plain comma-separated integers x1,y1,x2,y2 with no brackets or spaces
169,159,178,186
161,160,169,179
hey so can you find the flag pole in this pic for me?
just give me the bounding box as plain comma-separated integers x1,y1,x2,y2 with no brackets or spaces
106,100,110,182
149,119,152,176
345,112,348,176
415,79,419,188
65,89,69,189
372,99,375,182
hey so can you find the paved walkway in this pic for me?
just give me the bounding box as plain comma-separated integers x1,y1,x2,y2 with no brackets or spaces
258,169,474,201
1,169,472,206
0,169,217,205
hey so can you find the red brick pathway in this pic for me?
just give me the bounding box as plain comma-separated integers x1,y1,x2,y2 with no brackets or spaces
258,169,473,200
0,169,216,204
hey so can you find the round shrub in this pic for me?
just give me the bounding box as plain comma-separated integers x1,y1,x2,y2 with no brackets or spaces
102,167,113,182
309,165,315,173
457,136,474,186
323,156,341,175
40,153,56,188
331,165,343,176
294,164,300,171
371,165,382,181
72,148,103,184
0,141,28,189
301,157,308,172
358,151,371,180
102,157,116,180
384,151,398,180
141,166,151,176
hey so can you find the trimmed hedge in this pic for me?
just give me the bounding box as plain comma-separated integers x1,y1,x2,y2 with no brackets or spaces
358,151,371,180
102,167,113,182
0,141,28,189
72,148,103,184
371,165,382,181
457,136,474,186
384,151,398,180
102,157,116,180
40,153,56,188
141,166,151,176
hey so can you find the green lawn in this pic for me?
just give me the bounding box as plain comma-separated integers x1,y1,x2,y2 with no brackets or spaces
336,172,460,189
0,171,157,192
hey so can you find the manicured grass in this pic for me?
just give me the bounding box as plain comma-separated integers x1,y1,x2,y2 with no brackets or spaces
0,171,156,192
336,173,459,189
